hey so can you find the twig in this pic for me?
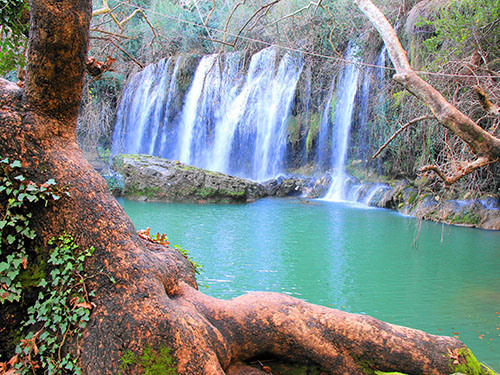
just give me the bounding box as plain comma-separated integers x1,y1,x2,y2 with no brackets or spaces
222,0,246,48
228,0,281,48
419,156,498,185
90,28,136,39
109,40,144,68
372,114,434,159
204,0,216,26
268,1,321,26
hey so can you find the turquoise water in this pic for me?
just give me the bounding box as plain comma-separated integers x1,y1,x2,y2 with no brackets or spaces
118,197,500,371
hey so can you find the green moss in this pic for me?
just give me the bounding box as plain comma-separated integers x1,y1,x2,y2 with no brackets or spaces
286,115,301,145
450,348,497,375
126,186,162,199
196,187,217,197
18,257,46,289
407,190,418,206
120,345,178,375
306,112,321,158
220,189,246,197
450,211,481,225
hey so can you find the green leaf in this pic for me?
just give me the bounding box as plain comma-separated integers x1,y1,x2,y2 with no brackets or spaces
7,234,16,244
9,160,21,168
45,178,56,186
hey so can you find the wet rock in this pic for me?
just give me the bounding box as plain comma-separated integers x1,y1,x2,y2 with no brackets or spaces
112,154,267,203
262,176,314,197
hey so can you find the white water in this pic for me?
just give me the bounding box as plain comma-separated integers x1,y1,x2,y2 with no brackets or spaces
112,47,303,181
176,54,219,165
323,45,361,201
316,74,337,170
111,57,176,157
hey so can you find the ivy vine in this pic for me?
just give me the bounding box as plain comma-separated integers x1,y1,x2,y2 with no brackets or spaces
0,157,94,375
0,157,62,304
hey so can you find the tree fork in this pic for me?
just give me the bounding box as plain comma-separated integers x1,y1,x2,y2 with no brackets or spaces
0,0,493,374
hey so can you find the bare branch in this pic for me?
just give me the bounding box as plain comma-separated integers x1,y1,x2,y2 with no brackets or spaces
223,1,246,47
225,0,281,48
203,0,216,26
90,28,136,40
109,40,144,69
267,1,321,26
420,156,498,185
372,114,435,159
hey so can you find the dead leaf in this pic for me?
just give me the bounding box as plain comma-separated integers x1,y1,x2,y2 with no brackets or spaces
74,301,94,310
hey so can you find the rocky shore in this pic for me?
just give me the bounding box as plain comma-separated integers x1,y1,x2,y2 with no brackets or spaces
109,154,500,230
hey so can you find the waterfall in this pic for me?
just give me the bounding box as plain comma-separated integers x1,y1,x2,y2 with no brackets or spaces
111,57,177,157
323,44,361,201
316,74,336,170
112,47,303,181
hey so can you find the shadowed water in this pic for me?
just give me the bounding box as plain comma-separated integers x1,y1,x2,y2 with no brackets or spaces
118,197,500,371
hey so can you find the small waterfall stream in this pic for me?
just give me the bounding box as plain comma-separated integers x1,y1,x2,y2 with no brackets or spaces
323,44,361,201
316,75,336,170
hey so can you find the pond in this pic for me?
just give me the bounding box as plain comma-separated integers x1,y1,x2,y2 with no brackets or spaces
118,197,500,371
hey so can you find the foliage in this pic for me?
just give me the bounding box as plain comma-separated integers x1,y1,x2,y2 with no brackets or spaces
0,158,63,304
119,345,178,375
0,157,94,374
10,234,95,375
0,0,28,76
172,244,203,275
422,0,500,61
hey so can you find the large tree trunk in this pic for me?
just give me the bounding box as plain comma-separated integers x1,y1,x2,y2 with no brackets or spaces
0,0,492,374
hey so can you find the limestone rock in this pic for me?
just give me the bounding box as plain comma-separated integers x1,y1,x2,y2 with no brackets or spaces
112,154,268,203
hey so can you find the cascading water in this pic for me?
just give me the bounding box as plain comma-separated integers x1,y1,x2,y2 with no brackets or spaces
111,44,394,203
111,47,303,181
316,75,336,170
323,44,361,201
111,57,179,157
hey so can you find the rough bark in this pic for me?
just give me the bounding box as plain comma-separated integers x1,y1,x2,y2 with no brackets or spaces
0,0,490,374
354,0,500,162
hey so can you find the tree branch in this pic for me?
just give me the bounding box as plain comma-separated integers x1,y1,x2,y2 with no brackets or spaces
372,114,435,159
420,156,498,185
353,0,500,162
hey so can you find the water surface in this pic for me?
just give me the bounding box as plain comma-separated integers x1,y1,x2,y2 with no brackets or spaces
118,197,500,371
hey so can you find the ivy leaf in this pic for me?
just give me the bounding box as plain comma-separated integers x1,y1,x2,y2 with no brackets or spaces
9,160,21,168
7,234,16,244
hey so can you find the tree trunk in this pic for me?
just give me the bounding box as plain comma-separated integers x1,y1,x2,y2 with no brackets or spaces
0,0,492,374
